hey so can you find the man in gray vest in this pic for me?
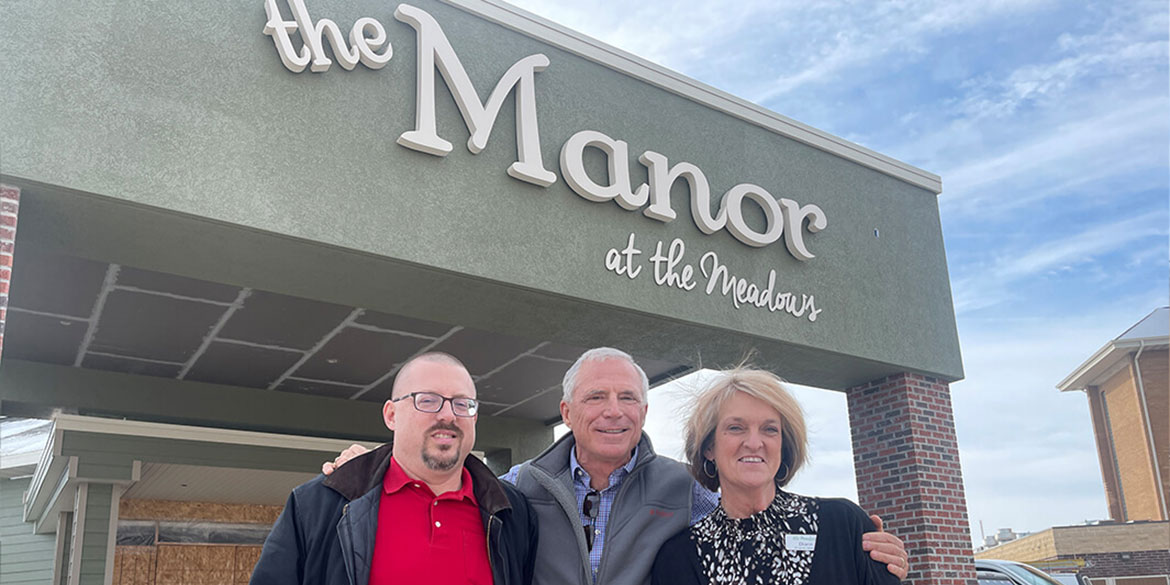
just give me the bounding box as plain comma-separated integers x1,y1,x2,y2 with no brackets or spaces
326,347,910,585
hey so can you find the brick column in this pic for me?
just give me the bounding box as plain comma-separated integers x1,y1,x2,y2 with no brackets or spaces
846,373,976,585
0,184,18,362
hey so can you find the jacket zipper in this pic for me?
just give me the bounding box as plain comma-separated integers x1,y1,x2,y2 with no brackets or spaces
489,514,503,582
593,457,649,584
339,503,358,585
486,513,501,584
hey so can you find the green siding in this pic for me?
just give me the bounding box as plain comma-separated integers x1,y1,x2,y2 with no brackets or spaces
77,484,113,585
0,478,57,585
57,513,72,585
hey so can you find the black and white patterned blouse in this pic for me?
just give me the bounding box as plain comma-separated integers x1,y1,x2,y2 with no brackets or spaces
651,488,901,585
689,489,818,585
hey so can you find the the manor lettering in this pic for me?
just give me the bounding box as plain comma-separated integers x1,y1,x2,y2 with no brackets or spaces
262,0,828,261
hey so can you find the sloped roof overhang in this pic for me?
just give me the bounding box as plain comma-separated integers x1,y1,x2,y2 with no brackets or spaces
22,414,377,534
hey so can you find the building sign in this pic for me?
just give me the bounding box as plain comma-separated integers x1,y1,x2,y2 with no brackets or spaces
604,233,823,321
262,0,828,262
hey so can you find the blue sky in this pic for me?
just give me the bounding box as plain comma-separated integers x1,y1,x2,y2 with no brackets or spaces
529,0,1169,545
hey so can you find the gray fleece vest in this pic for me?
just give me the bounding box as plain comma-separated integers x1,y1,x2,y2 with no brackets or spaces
513,433,694,585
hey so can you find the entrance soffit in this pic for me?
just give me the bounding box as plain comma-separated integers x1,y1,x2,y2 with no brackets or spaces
6,251,692,424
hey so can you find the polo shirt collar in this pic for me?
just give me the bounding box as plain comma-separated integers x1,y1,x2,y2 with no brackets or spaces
384,455,477,503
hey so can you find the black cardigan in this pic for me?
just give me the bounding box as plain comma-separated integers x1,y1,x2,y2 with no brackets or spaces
651,497,900,585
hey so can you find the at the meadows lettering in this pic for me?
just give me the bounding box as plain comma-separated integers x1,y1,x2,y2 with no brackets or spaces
263,0,828,262
604,233,822,322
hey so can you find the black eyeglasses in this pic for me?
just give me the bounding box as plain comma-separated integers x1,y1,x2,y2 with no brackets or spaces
582,490,600,552
391,392,479,417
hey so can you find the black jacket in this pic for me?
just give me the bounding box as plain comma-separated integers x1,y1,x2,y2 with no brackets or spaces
250,444,538,585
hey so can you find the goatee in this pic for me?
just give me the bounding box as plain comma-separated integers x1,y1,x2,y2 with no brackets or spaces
422,422,463,471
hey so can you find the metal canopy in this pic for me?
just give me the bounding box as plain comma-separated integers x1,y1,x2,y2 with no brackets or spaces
7,250,691,424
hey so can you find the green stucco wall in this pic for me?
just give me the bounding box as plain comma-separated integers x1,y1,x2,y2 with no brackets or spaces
0,478,57,585
0,0,962,386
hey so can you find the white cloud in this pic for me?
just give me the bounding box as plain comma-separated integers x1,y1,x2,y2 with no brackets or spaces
951,212,1167,314
750,0,1055,103
504,0,784,71
954,37,1168,122
936,94,1168,216
862,2,1169,224
932,93,1167,209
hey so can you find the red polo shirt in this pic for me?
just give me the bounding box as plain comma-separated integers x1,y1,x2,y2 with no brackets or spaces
369,457,492,585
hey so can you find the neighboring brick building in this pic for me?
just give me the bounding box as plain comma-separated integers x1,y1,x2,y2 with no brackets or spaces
975,521,1169,585
1059,308,1169,523
975,309,1170,585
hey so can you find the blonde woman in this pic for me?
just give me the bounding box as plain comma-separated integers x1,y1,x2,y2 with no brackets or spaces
651,369,904,585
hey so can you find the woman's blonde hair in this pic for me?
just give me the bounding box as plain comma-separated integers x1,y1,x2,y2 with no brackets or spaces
684,368,808,491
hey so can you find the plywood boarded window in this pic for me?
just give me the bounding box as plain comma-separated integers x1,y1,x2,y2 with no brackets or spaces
113,545,263,585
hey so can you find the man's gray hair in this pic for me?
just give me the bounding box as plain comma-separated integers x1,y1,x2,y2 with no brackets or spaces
561,347,650,403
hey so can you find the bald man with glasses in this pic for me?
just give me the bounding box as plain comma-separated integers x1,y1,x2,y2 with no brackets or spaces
252,352,537,585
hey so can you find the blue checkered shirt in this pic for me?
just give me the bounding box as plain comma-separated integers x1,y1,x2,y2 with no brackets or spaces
501,447,720,582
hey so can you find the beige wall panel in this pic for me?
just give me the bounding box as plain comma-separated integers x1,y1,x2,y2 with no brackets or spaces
117,540,264,584
1090,388,1126,521
119,500,282,524
152,545,244,585
978,523,1170,564
1137,349,1168,518
1103,366,1161,521
153,572,180,585
153,547,183,573
1053,522,1170,554
1115,578,1170,585
200,570,233,585
233,547,262,584
209,546,236,571
114,547,158,585
975,529,1057,562
113,547,121,585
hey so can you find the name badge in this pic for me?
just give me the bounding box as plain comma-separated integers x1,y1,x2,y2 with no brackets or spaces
785,534,817,551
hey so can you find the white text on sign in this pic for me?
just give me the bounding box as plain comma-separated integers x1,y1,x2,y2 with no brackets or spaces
604,233,823,322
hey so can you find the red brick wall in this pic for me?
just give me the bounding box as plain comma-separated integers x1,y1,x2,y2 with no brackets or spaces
847,373,976,585
0,184,18,362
